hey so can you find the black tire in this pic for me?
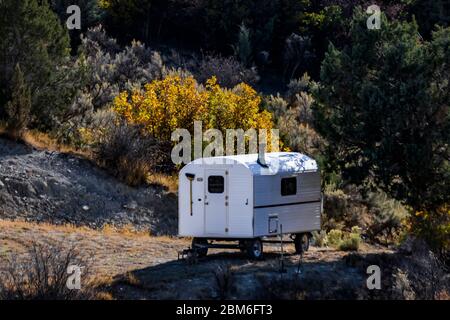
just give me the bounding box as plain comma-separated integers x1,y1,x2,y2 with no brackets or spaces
294,233,310,254
246,238,263,260
239,240,246,253
192,238,208,258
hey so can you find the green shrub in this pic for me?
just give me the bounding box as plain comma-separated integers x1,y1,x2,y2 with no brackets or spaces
327,229,343,247
327,227,362,251
338,232,361,251
312,230,328,247
366,190,408,243
351,226,362,235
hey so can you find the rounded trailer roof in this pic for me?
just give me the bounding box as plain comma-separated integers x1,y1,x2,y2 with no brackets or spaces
189,152,318,176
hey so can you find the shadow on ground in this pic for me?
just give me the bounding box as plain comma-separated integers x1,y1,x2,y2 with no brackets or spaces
110,249,372,300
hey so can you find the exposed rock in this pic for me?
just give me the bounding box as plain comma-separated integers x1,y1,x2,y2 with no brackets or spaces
0,137,178,235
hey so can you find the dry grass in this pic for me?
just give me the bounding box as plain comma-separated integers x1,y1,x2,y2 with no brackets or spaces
0,241,96,300
1,125,179,193
147,172,178,193
0,219,189,293
0,124,91,158
22,130,92,158
0,219,153,239
101,223,151,238
0,239,116,300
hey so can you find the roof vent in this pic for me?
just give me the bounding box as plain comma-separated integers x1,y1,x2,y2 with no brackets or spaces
257,143,269,168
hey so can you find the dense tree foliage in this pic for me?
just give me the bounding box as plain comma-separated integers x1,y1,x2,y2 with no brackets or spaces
0,0,75,128
50,0,104,50
113,75,273,142
96,1,420,80
314,9,450,247
410,0,450,38
5,65,31,140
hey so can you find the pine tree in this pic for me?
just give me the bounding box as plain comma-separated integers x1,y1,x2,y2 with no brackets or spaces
233,23,253,67
5,65,31,140
314,8,450,227
0,0,71,127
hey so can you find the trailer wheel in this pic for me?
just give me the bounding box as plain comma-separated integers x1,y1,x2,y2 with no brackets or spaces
246,239,263,260
294,233,310,254
238,240,246,253
192,238,208,258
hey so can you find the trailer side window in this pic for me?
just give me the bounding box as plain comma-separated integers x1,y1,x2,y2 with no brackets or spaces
208,176,224,193
281,177,297,196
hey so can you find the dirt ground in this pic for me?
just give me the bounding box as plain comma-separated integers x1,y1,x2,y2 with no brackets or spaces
0,219,395,300
0,138,177,235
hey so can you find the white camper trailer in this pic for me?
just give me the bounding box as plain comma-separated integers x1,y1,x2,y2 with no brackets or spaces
178,152,322,259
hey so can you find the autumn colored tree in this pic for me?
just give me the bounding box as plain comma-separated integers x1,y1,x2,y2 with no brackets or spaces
112,75,274,144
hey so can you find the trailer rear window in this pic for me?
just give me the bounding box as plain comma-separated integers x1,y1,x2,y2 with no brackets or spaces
208,176,224,193
281,177,297,196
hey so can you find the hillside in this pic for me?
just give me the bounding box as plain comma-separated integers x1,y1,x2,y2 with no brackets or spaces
0,137,177,235
0,138,448,300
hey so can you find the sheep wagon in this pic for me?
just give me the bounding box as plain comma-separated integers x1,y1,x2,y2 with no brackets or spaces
178,152,322,259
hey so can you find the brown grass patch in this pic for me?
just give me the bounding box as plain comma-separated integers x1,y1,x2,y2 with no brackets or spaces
101,223,151,238
0,220,152,239
0,124,91,159
22,130,92,158
147,172,178,193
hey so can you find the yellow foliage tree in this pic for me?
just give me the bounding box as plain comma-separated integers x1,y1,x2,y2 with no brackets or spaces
414,204,450,251
113,75,275,148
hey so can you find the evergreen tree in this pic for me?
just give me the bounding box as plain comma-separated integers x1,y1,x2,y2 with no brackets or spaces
314,8,450,214
233,23,253,67
0,0,71,127
5,65,31,140
411,0,450,38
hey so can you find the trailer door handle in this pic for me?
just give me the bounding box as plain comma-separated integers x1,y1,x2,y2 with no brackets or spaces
205,202,209,205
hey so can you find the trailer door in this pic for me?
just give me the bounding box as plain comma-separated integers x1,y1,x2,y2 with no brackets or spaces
204,169,228,235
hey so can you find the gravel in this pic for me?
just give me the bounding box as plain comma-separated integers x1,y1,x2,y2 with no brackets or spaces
0,138,177,235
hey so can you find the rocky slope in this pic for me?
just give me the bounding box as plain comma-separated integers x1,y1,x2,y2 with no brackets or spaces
0,138,177,235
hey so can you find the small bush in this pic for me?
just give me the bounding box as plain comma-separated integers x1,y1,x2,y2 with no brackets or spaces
327,227,362,251
95,121,171,186
263,94,288,120
283,34,314,80
338,232,361,251
312,230,328,247
197,55,259,88
392,268,416,300
351,226,362,235
286,73,314,101
412,204,450,254
366,190,408,244
265,78,324,157
213,264,235,300
0,242,96,300
327,229,343,247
